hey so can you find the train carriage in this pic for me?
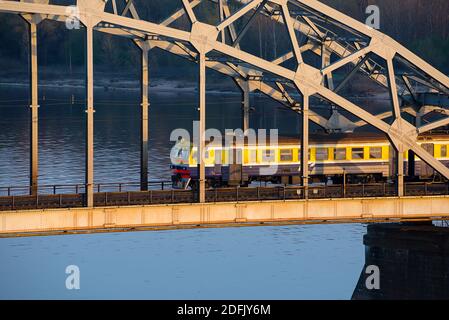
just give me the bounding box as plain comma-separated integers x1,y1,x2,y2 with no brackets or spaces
170,133,449,189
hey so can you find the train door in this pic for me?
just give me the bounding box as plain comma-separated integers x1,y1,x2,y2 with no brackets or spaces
228,147,243,186
420,143,435,177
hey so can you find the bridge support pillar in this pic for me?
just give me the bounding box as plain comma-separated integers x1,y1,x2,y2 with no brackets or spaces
198,52,206,203
29,20,39,196
140,44,150,191
85,22,95,207
301,94,309,199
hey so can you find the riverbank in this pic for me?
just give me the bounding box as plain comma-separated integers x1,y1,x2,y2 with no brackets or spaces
0,67,385,98
0,67,240,94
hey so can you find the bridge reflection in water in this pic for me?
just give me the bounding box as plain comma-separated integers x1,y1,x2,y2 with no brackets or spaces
352,223,449,300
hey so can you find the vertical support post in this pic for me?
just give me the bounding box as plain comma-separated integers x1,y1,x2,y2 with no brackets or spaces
85,22,95,207
387,56,404,197
321,44,334,90
140,44,150,191
387,58,401,119
415,112,422,127
198,52,206,203
321,44,336,116
301,94,309,199
29,20,39,196
241,81,250,132
397,145,404,197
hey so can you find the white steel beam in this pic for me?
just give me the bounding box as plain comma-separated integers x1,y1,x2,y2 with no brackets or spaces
139,42,150,191
182,0,197,24
29,20,39,196
198,52,206,203
302,93,309,197
162,0,203,26
280,1,303,64
85,20,95,208
387,58,401,119
216,0,262,32
418,117,449,134
321,45,371,76
232,0,267,47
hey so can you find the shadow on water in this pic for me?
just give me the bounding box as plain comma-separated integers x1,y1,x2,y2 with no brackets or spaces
352,222,449,300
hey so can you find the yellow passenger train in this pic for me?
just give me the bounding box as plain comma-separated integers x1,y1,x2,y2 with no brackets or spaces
170,133,449,189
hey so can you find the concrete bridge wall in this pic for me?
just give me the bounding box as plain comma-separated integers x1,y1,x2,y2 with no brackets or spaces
1,196,448,237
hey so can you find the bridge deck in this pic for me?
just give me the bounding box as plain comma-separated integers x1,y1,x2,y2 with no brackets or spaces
1,182,448,212
0,183,448,237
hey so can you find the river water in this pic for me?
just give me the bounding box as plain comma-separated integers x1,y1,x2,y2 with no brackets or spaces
0,84,367,299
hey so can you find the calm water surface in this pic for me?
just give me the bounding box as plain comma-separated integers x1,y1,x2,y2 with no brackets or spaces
0,85,366,299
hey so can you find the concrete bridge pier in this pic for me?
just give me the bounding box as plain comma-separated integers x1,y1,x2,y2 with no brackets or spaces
352,222,449,300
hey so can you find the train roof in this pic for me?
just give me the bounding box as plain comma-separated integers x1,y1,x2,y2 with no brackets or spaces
274,133,449,145
179,132,449,147
281,133,388,144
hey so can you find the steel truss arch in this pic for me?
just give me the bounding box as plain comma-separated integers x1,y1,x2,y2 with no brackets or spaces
1,0,449,201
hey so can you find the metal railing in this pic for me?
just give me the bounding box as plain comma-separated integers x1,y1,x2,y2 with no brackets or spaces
0,182,448,211
205,183,394,202
404,182,449,196
0,180,172,197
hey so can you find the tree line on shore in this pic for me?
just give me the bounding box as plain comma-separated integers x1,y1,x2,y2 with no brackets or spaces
0,0,447,75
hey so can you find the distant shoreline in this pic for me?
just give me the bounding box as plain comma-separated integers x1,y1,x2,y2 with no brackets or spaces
0,77,242,95
0,72,384,99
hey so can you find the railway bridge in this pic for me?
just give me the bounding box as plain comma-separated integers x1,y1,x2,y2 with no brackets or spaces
0,0,449,236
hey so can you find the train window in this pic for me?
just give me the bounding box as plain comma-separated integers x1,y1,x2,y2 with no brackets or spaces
262,149,275,162
369,147,382,159
442,145,448,157
351,147,364,159
334,148,346,161
316,148,329,161
280,149,293,161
